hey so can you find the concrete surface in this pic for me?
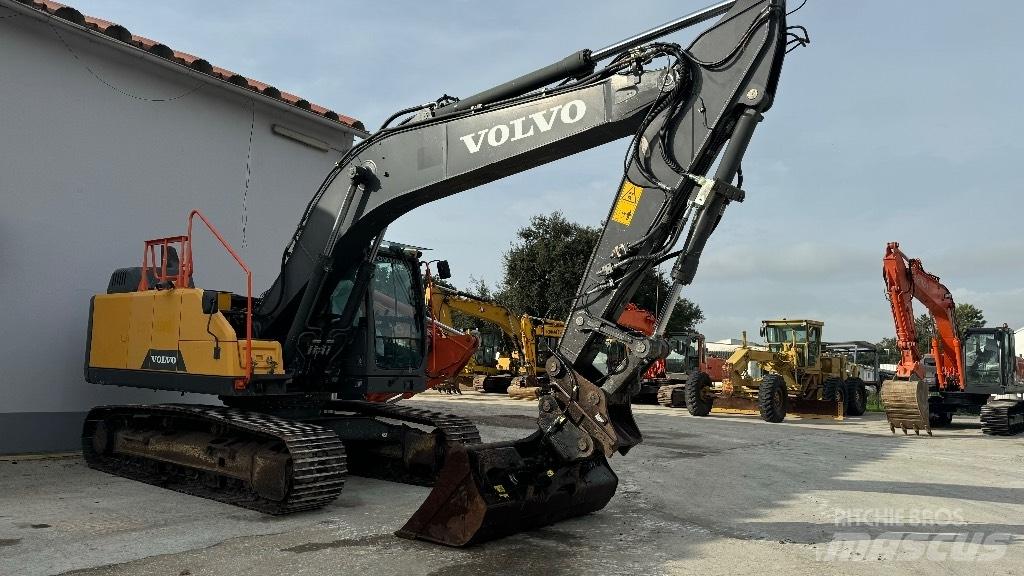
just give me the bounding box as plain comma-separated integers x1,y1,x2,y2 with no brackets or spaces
1,392,1022,576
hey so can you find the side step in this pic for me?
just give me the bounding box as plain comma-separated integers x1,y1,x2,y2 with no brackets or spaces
83,404,347,514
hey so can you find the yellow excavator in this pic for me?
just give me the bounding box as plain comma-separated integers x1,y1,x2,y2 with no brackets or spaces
80,0,796,546
425,278,564,394
685,320,864,422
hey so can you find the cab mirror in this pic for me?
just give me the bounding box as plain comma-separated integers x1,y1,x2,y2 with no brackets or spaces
436,260,452,280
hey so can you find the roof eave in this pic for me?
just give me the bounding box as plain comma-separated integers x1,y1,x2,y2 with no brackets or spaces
5,0,370,139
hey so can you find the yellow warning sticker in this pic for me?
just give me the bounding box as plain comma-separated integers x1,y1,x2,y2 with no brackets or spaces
611,182,643,226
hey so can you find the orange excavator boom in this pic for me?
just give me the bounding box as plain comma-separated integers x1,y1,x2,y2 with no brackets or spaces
882,242,964,389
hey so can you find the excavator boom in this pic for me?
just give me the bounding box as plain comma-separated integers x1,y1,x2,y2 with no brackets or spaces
882,242,963,385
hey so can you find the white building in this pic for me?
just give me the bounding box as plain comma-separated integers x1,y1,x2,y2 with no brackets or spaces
1016,328,1024,357
707,337,767,358
0,0,367,453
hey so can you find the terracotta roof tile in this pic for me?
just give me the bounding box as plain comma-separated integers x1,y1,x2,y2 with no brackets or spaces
15,0,365,131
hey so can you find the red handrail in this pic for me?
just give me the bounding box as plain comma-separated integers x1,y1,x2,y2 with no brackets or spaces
138,210,253,386
186,210,253,385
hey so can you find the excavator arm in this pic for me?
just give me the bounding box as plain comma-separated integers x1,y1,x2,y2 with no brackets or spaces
428,284,523,347
518,315,566,377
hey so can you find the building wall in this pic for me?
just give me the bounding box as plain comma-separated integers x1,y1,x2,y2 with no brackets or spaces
0,12,357,452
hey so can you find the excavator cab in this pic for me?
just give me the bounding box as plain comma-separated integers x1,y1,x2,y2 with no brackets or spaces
665,333,702,374
330,244,430,399
963,327,1019,393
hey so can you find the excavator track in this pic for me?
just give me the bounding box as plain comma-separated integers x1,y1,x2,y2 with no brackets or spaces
880,380,932,435
473,374,514,394
83,404,347,514
657,384,686,408
980,400,1024,436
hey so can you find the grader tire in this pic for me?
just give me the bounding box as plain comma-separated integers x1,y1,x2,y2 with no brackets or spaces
685,372,714,417
845,377,868,417
823,378,844,402
758,374,788,423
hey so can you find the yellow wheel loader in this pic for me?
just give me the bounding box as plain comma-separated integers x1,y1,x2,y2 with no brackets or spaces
687,320,851,422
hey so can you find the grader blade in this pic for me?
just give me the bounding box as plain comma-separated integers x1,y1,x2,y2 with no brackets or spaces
787,397,844,420
397,430,617,547
710,396,761,416
881,379,931,435
710,396,844,419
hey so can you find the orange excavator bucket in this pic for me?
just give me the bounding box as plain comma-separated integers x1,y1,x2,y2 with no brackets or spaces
397,430,617,546
426,319,479,392
881,379,931,435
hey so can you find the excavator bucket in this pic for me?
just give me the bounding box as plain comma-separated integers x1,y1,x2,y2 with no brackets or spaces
880,379,931,435
397,430,617,546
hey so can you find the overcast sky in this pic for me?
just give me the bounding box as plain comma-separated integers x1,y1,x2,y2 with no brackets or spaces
70,0,1024,342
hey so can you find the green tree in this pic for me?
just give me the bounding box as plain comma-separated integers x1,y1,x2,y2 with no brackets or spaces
876,337,899,364
499,211,703,331
914,313,934,356
955,303,986,331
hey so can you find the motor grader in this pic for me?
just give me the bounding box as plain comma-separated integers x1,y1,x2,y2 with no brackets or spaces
685,320,865,422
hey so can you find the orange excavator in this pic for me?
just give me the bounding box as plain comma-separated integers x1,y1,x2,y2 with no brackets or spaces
880,242,1024,435
420,262,480,398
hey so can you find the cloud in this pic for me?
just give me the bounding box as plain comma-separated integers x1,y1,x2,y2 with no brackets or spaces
949,287,1024,331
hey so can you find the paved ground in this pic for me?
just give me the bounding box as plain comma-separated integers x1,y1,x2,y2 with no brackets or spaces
2,392,1022,576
